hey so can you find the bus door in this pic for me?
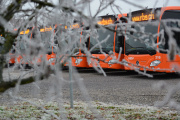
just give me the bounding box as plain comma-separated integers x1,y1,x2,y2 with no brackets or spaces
16,28,32,65
63,23,90,68
124,6,180,73
40,26,56,65
89,15,126,69
71,26,90,68
110,13,127,70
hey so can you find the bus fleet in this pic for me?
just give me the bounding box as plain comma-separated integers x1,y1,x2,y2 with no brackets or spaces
8,6,180,74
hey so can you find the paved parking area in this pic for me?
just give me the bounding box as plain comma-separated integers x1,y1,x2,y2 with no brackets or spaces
1,68,180,106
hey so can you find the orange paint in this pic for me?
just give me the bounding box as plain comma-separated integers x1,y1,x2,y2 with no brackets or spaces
12,26,58,66
124,6,180,73
89,14,127,70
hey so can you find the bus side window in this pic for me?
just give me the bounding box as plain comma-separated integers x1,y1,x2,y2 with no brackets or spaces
85,38,90,49
164,31,169,50
32,33,35,39
28,33,31,38
81,30,90,53
130,25,135,35
80,37,90,54
172,29,180,49
160,10,180,53
115,35,124,54
163,27,180,50
11,43,16,53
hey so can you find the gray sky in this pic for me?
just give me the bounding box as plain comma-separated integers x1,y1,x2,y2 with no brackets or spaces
24,0,180,17
88,0,180,16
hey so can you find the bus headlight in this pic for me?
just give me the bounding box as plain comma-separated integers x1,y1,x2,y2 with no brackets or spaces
75,59,82,64
150,60,161,67
49,58,55,62
108,59,117,64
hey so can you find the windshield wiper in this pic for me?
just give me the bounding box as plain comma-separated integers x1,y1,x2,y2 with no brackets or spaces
133,47,153,54
125,49,134,55
125,47,156,55
137,47,156,55
91,48,110,54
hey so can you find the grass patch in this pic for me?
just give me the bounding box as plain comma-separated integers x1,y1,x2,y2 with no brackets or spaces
0,100,180,119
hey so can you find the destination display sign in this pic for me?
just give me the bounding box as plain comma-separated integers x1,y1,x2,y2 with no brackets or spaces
131,8,160,22
132,12,155,22
20,29,30,34
97,15,116,25
65,23,80,29
40,26,53,32
98,18,114,25
70,23,80,29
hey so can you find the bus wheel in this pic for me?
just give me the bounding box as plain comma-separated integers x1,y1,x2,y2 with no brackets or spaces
4,63,14,68
61,64,69,70
25,64,33,69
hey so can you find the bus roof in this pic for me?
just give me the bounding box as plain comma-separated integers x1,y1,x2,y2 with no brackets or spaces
130,6,180,22
117,13,127,20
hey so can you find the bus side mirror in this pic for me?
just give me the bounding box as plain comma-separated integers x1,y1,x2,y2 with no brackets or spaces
54,40,58,44
130,25,135,35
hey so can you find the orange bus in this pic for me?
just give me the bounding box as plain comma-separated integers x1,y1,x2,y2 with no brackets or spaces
3,29,18,66
0,35,16,66
16,27,34,65
123,6,180,73
71,26,90,68
15,26,57,66
62,23,90,68
39,26,57,65
88,14,127,69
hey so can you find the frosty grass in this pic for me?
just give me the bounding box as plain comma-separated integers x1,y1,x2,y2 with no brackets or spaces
0,99,180,120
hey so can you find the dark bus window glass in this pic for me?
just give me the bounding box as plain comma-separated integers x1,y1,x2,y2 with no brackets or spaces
90,27,115,54
125,22,157,55
40,31,56,54
41,31,52,47
81,28,90,53
160,10,180,52
16,34,29,51
161,10,180,19
71,28,81,54
115,30,124,53
81,30,90,54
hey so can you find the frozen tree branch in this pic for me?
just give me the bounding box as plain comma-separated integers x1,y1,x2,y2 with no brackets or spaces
0,66,53,93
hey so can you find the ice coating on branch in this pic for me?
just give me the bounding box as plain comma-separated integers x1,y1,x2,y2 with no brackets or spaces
1,0,180,119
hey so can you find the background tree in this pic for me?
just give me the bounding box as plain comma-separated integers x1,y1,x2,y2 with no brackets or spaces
0,0,180,119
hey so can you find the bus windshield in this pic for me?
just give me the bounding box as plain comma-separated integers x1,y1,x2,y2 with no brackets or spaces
40,31,55,53
90,27,115,54
41,31,52,48
125,22,157,55
16,34,30,51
